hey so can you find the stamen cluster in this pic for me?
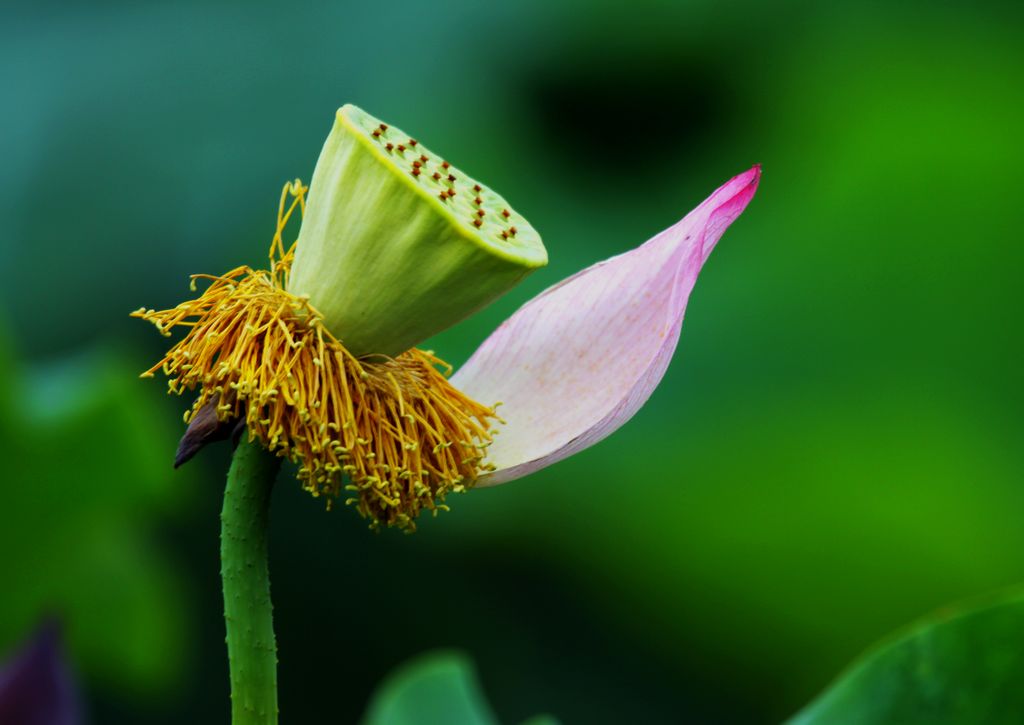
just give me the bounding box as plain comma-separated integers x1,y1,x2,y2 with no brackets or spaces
133,182,497,530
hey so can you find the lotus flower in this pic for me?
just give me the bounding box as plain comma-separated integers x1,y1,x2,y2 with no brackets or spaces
135,105,759,530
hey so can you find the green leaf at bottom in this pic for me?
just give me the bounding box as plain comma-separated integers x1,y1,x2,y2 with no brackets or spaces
362,651,559,725
362,651,498,725
789,590,1024,725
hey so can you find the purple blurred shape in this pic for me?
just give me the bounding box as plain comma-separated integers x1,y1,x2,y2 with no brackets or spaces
0,622,81,725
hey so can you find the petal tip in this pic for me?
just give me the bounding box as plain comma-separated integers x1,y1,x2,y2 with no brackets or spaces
696,165,761,261
732,163,762,198
701,164,761,219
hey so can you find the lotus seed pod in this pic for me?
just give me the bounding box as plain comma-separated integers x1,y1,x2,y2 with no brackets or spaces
287,104,547,358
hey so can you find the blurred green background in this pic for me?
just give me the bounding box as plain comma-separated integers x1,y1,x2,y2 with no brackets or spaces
2,0,1023,722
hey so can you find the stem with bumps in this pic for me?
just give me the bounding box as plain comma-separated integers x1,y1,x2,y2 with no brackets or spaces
221,437,282,724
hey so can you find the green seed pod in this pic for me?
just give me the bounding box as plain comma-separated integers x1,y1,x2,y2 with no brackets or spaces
287,104,547,358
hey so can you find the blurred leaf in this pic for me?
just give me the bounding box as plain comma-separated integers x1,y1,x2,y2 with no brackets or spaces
0,333,189,693
788,590,1024,725
362,651,498,725
363,651,557,725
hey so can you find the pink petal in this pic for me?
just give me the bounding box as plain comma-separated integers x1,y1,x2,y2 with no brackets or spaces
452,166,761,485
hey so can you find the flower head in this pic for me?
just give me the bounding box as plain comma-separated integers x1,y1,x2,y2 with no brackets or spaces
134,106,759,531
134,181,500,530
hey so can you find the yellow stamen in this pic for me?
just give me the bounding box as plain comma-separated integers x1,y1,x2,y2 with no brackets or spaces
133,180,498,531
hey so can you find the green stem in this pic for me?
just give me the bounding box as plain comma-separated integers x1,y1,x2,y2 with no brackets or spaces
221,437,282,724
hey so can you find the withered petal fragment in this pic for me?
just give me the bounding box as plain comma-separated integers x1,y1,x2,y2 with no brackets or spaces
173,399,241,468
